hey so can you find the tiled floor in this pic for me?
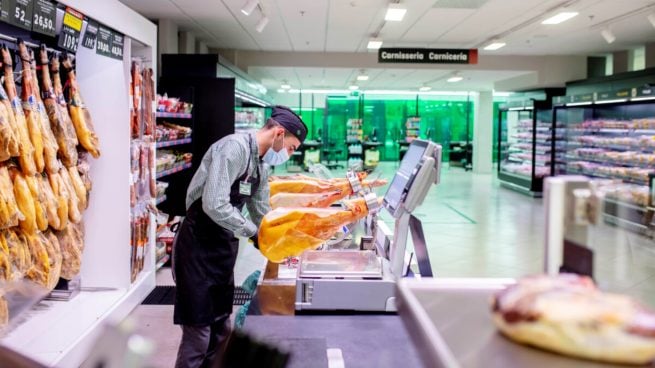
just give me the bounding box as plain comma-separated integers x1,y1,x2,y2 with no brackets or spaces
128,162,655,367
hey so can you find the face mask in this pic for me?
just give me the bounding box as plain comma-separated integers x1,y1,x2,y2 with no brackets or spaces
262,132,289,166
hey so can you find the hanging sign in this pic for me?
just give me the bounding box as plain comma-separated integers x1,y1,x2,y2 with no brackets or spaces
95,25,113,57
378,48,478,64
1,0,35,31
31,0,55,36
110,31,124,60
81,19,98,49
57,7,83,53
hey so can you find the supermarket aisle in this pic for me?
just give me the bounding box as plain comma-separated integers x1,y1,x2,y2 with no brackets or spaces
128,162,655,367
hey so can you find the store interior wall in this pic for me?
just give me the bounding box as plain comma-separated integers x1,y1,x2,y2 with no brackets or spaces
473,91,494,174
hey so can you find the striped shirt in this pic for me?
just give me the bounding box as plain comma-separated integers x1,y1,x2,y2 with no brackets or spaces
186,132,269,238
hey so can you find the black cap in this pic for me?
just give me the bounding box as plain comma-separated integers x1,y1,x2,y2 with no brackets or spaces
271,105,307,143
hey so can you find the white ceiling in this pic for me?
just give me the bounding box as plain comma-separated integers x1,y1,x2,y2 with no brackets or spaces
119,0,655,90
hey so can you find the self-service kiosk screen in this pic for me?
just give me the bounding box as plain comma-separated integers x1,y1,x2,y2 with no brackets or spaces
384,140,429,216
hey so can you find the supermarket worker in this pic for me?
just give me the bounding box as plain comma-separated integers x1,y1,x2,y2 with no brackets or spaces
173,105,307,368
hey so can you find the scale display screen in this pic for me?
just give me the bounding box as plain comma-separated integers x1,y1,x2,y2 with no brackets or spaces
384,140,429,217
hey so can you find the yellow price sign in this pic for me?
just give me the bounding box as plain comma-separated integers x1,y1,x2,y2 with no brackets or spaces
63,10,82,32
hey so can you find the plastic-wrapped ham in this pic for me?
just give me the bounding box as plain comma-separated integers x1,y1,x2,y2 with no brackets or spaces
258,197,377,263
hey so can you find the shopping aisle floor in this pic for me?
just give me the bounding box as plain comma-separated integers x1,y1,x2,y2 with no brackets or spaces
129,162,655,367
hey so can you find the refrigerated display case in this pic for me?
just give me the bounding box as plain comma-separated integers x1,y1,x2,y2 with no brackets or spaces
235,107,267,133
497,92,564,196
554,91,655,233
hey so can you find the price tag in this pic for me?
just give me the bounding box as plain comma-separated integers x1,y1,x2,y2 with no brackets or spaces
57,7,83,53
110,31,124,60
31,0,55,36
95,25,113,58
81,19,98,49
1,0,34,30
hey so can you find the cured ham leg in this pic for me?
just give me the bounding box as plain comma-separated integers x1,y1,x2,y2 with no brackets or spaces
258,197,375,263
270,190,345,210
269,178,387,197
25,47,59,174
16,41,45,173
48,53,78,167
2,46,35,175
61,55,100,158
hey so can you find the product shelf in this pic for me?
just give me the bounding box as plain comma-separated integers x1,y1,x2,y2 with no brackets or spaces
156,137,192,148
156,162,192,179
156,112,192,119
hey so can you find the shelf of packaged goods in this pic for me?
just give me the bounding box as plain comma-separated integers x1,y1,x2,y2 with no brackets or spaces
156,112,192,119
568,128,655,135
156,253,170,270
566,141,655,153
156,138,192,148
499,169,532,180
508,158,552,167
156,162,192,179
603,197,648,212
156,195,167,205
565,155,655,170
565,168,649,186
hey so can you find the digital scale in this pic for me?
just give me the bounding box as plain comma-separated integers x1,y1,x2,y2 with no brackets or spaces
294,139,442,312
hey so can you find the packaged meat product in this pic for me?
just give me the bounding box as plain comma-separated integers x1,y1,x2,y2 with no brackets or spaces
258,196,379,262
0,235,12,281
24,174,48,232
77,153,92,192
68,166,88,210
43,231,62,290
16,42,45,173
48,53,79,167
270,190,345,209
48,170,70,230
61,54,100,158
9,168,37,234
58,167,82,223
39,174,60,230
23,232,50,288
57,222,82,280
28,49,59,175
2,46,35,175
269,177,386,197
130,61,141,139
5,229,31,279
0,76,18,161
0,165,22,229
492,274,655,365
143,68,155,136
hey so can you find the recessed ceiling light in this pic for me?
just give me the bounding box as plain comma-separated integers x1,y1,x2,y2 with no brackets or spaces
349,85,359,90
357,75,369,81
385,4,407,21
541,11,578,25
241,0,258,16
447,76,463,83
277,89,286,93
419,86,432,92
367,38,383,49
483,41,506,50
601,28,615,44
281,84,291,89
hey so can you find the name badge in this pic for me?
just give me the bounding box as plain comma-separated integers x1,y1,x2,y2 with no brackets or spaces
239,181,252,196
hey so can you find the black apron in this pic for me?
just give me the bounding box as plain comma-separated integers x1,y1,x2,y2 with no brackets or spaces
173,144,260,326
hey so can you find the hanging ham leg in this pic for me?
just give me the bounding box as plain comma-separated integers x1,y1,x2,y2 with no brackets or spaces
16,41,45,173
2,46,35,175
61,54,100,158
0,71,19,161
27,48,59,174
258,197,376,263
48,53,78,167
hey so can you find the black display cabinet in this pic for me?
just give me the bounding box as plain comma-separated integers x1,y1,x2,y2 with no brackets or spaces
497,89,565,197
159,54,236,215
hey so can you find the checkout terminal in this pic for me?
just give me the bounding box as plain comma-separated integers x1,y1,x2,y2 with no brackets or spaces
294,139,442,312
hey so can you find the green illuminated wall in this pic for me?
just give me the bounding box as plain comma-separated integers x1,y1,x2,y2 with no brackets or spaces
324,95,475,161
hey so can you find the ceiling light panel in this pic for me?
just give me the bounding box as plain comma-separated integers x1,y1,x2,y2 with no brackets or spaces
367,38,383,49
241,0,258,16
541,12,578,25
357,75,369,81
432,0,489,9
385,4,407,21
483,42,506,51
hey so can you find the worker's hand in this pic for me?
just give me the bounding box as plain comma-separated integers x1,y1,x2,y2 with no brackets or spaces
249,232,259,250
